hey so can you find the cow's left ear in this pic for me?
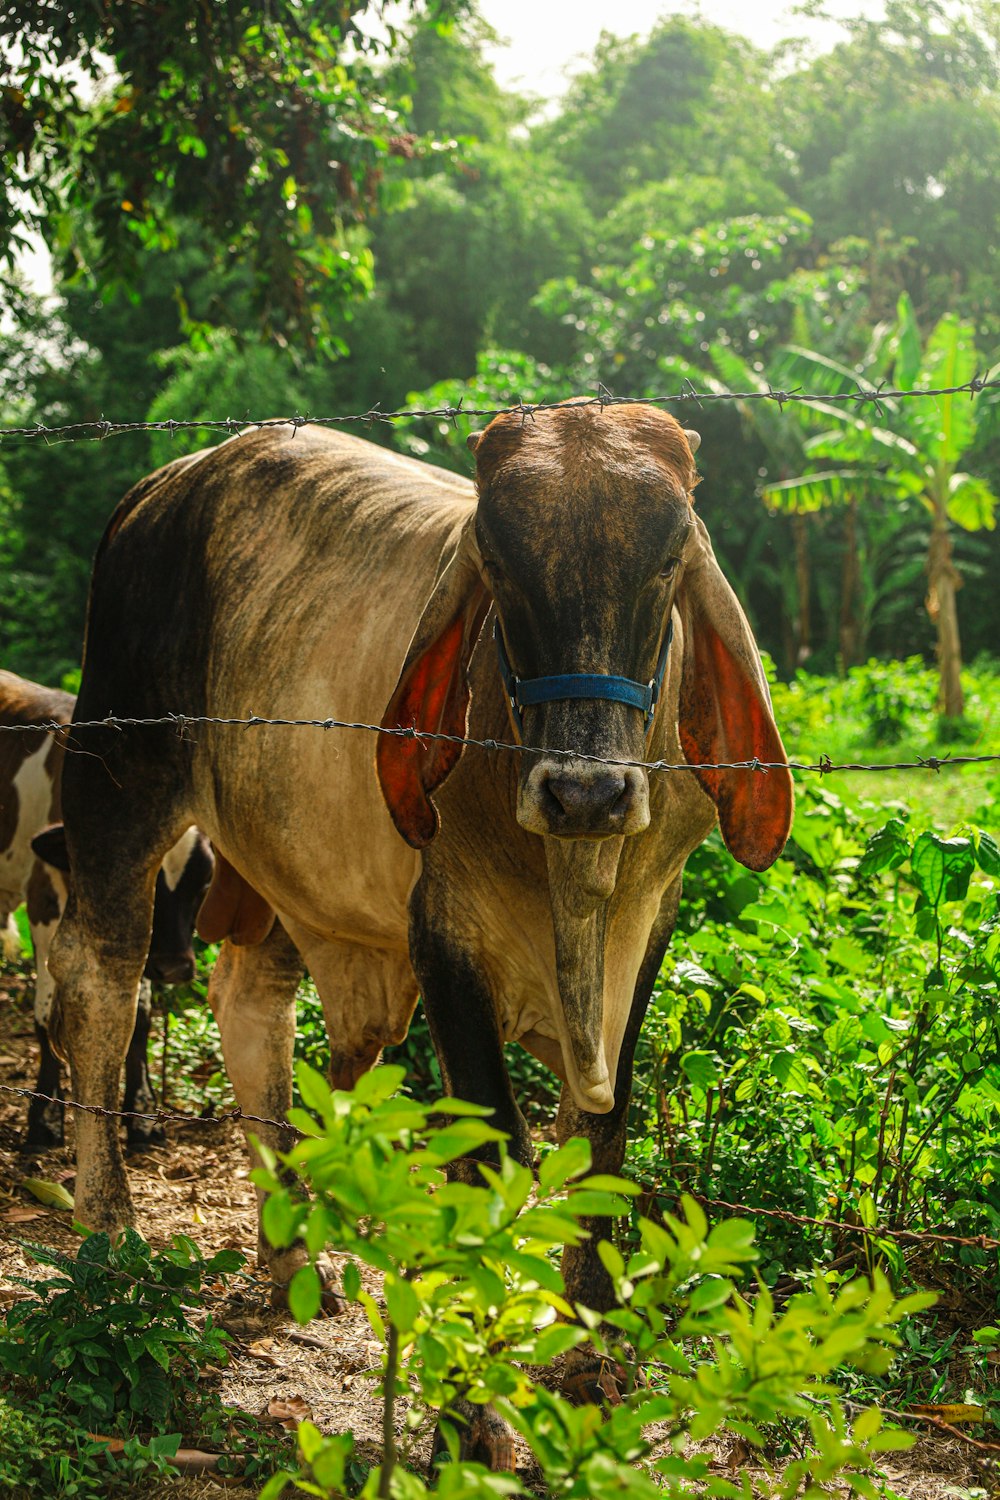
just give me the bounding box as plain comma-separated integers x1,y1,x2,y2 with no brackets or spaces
676,514,793,871
31,823,70,872
378,518,491,848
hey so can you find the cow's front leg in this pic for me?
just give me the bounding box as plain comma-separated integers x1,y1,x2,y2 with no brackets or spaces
409,886,526,1472
48,883,153,1236
558,879,682,1404
410,884,532,1173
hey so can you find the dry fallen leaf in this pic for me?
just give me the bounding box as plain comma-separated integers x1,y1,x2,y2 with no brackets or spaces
910,1403,987,1424
2,1205,43,1223
247,1337,281,1367
267,1394,312,1430
22,1177,74,1211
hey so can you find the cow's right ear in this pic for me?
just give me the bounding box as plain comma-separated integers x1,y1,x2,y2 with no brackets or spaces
377,519,491,848
31,823,70,872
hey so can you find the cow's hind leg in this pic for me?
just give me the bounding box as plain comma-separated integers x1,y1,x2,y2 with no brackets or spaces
48,866,159,1236
207,924,329,1302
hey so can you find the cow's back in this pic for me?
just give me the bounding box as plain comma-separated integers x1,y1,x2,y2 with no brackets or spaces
75,428,476,945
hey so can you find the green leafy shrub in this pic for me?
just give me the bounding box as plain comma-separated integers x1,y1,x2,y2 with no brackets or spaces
631,784,1000,1296
0,1229,240,1429
254,1062,925,1499
0,1397,181,1499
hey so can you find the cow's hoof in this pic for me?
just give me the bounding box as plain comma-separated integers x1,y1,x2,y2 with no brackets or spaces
561,1356,627,1407
431,1402,516,1473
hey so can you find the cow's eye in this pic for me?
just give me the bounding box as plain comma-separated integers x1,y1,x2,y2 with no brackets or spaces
660,557,680,580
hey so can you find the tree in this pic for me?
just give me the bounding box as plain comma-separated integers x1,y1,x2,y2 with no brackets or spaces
763,296,998,716
0,0,466,348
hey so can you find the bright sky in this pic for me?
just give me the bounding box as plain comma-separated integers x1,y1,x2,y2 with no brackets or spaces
476,0,883,98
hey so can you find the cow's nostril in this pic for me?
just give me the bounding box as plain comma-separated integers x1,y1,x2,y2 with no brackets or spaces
544,772,628,823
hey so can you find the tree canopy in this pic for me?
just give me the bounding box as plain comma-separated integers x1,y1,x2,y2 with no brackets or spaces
1,0,998,699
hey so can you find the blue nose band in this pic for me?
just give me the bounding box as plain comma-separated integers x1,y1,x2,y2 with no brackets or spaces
494,616,674,734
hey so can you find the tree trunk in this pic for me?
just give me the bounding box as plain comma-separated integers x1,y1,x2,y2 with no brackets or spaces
793,512,811,667
926,508,964,718
838,496,861,671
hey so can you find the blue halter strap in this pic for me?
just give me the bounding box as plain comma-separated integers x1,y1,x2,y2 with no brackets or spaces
494,616,674,734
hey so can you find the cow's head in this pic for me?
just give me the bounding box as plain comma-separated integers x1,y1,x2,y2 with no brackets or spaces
378,403,792,873
31,824,214,985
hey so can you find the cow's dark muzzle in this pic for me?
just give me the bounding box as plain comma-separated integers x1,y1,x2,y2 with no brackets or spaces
518,760,650,839
144,951,196,986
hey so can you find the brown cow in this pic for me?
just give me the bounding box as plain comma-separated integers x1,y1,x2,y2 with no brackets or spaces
0,670,213,1147
48,407,791,1455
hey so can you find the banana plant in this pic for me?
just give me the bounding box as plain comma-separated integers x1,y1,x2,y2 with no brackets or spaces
763,295,998,717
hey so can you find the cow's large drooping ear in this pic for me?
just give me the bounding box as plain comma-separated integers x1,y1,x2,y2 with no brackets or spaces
378,519,491,848
31,823,70,872
676,516,793,871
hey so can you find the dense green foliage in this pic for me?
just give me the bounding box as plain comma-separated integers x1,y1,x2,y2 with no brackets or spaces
254,1062,929,1499
1,0,999,686
0,1230,287,1495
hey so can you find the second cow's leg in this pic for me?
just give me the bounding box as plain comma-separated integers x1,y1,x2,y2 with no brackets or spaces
206,923,305,1291
25,912,64,1149
123,980,163,1151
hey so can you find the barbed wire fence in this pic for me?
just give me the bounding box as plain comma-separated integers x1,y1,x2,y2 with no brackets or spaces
0,709,998,776
0,373,997,446
0,1080,997,1257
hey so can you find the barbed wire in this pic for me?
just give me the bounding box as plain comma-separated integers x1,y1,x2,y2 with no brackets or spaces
0,374,997,445
2,1080,997,1255
0,709,997,776
687,1193,1000,1253
0,1079,289,1136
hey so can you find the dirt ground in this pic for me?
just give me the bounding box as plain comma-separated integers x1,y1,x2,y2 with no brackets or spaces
0,973,996,1500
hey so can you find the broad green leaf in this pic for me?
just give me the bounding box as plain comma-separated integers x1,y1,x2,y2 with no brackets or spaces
287,1263,322,1325
858,818,911,877
827,936,870,975
383,1273,419,1333
948,473,998,532
770,1050,812,1094
975,830,1000,875
681,1050,720,1089
909,314,978,464
341,1261,361,1302
538,1137,591,1193
910,833,975,907
893,292,923,390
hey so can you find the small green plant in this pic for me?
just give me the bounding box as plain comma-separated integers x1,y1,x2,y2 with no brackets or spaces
0,1396,181,1498
0,1229,241,1428
255,1063,925,1499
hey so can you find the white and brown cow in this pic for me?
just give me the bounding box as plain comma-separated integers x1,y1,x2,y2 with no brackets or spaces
0,669,213,1148
48,408,792,1455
